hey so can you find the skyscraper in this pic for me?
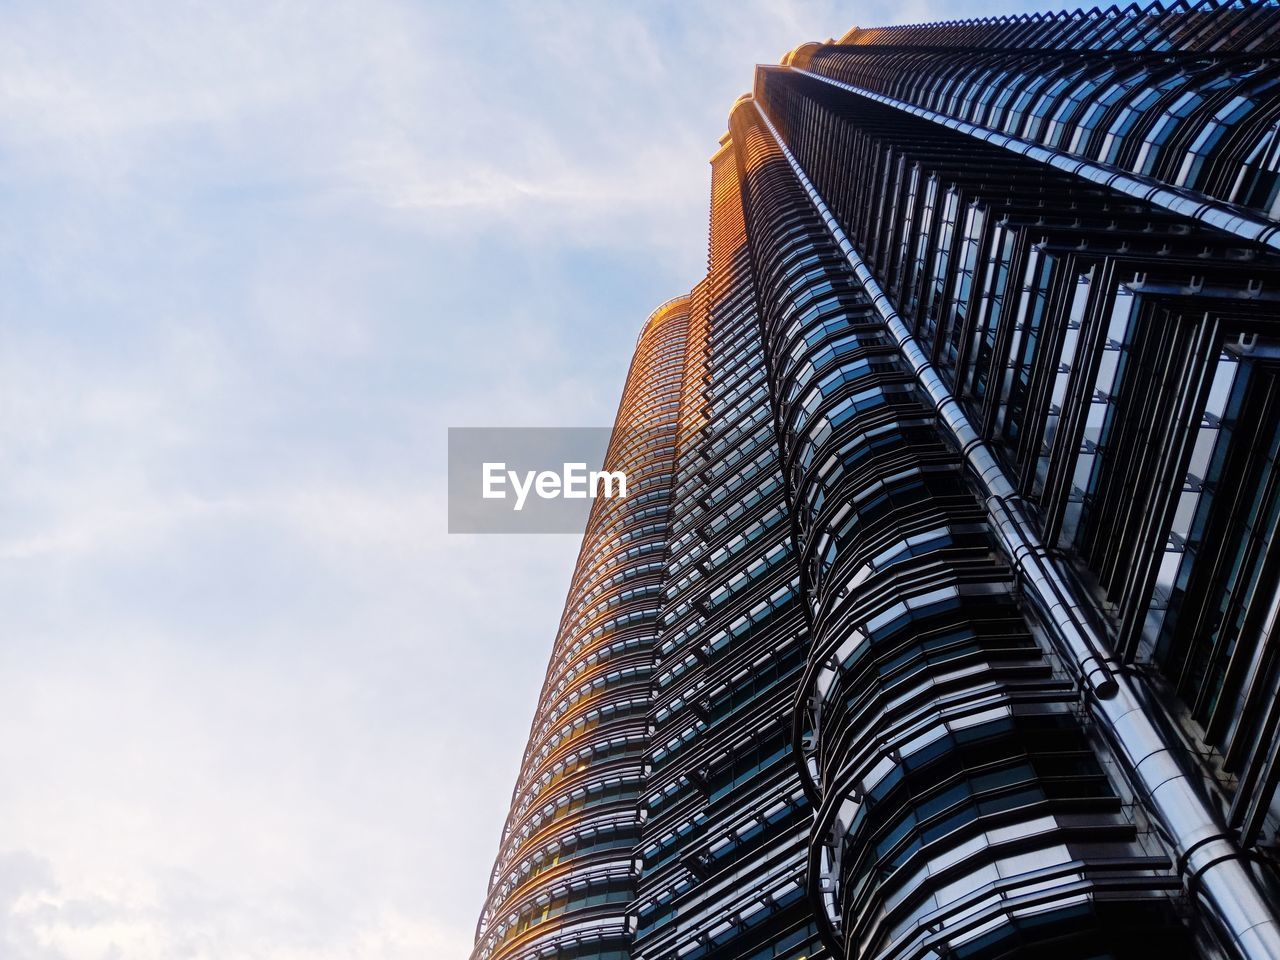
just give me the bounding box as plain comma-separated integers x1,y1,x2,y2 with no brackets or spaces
473,4,1280,960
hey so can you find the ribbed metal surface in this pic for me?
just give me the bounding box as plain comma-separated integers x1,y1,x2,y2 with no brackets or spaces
728,93,1188,960
631,135,825,960
473,5,1280,960
471,299,691,960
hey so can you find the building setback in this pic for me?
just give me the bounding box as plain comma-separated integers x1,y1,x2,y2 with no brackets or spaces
473,4,1280,960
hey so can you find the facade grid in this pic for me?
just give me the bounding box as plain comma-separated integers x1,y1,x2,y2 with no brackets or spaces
474,4,1280,960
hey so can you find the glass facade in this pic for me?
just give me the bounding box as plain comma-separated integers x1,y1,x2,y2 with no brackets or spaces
474,5,1280,960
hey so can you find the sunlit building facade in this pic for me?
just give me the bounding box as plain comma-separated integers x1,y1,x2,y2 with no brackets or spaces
474,4,1280,960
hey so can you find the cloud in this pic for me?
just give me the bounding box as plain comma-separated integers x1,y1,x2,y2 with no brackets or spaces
0,849,472,960
0,0,1060,957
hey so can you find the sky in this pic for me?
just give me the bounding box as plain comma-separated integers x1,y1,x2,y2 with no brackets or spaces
0,1,1054,958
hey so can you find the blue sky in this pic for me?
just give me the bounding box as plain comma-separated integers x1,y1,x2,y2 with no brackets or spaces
0,1,1053,957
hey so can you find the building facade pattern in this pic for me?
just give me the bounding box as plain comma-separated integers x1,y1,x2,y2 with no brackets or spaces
473,299,691,960
475,4,1280,960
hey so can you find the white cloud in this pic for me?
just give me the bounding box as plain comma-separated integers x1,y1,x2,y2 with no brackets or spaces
0,0,1059,957
0,849,472,960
